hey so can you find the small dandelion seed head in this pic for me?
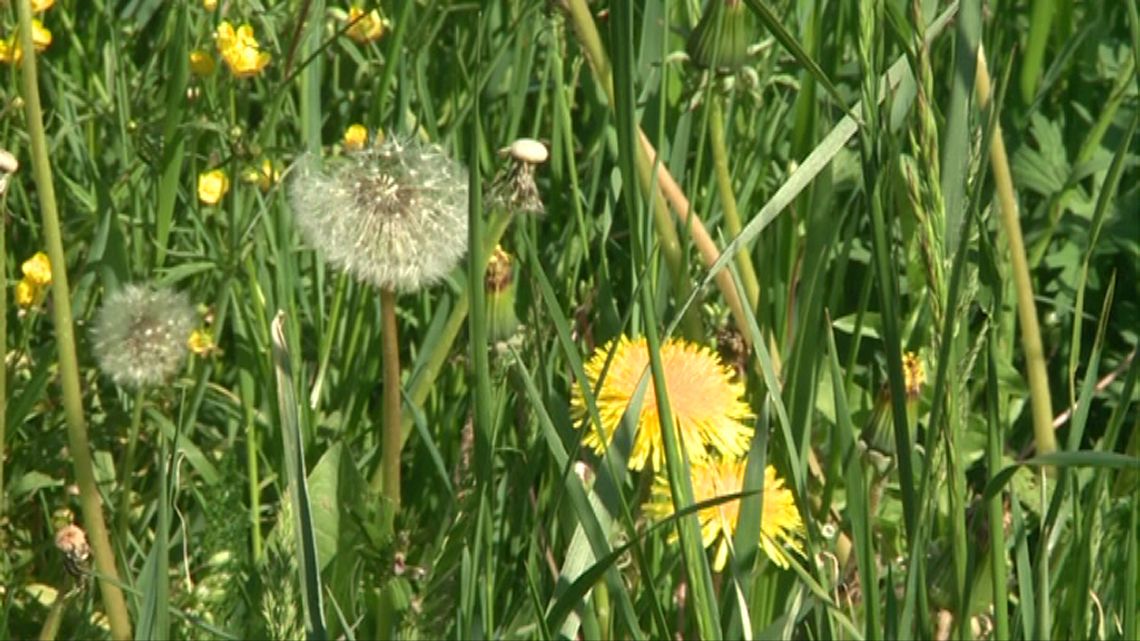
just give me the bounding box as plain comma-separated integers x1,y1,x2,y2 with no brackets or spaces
289,138,469,292
92,284,197,388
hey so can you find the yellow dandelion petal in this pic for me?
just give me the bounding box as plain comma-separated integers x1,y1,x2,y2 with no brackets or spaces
15,278,39,308
21,251,52,287
197,169,229,205
189,49,216,76
343,124,368,151
645,460,805,571
571,336,753,471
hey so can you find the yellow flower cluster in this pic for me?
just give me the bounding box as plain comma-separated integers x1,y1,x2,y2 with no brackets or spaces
345,6,386,44
0,18,52,65
571,335,805,571
214,21,270,78
15,251,52,309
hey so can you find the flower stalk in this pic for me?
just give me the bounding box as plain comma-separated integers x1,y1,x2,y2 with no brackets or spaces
16,0,131,637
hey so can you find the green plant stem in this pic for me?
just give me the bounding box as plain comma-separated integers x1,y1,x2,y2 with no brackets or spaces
115,389,146,544
17,1,132,638
369,210,513,493
561,0,708,341
380,287,402,509
708,96,760,311
975,46,1057,458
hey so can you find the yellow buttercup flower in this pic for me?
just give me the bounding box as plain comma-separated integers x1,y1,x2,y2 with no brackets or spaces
345,6,386,44
571,335,753,471
215,21,270,78
197,169,229,205
189,49,216,76
343,124,368,151
15,278,39,308
0,19,52,65
187,329,217,356
644,460,805,571
21,251,52,287
242,159,279,191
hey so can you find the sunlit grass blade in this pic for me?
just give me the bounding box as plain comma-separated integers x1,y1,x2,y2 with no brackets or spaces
270,311,328,640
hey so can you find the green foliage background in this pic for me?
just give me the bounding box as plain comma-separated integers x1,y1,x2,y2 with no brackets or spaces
1,0,1137,639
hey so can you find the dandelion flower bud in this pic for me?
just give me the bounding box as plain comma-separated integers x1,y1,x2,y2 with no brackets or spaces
485,245,520,343
289,138,469,292
92,284,197,388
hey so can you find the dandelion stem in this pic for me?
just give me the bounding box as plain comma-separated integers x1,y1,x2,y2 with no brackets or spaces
116,389,147,544
380,287,402,509
17,0,131,636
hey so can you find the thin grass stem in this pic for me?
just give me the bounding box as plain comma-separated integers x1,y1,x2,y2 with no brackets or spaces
16,1,132,637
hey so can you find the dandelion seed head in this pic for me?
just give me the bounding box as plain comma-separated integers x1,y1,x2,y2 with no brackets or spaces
92,284,197,388
289,138,469,292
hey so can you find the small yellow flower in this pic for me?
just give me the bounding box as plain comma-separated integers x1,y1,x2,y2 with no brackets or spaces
215,21,270,78
21,251,52,287
242,159,279,191
345,6,386,44
189,49,216,76
571,336,754,471
644,460,805,571
187,329,217,356
197,169,229,205
902,351,925,399
0,20,52,65
202,0,218,11
15,278,39,308
343,124,368,151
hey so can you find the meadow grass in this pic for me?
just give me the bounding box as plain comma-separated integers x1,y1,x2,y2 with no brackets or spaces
1,0,1137,639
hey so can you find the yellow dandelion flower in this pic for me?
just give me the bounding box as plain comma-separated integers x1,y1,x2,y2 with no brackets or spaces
644,460,805,571
21,251,52,287
15,278,40,308
215,21,270,78
343,124,368,151
345,6,386,44
197,169,229,205
571,335,753,471
189,49,216,76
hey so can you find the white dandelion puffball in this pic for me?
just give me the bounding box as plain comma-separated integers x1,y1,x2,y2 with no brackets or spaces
289,138,469,292
92,284,197,388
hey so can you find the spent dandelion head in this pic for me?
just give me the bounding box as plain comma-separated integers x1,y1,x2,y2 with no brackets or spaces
644,459,805,571
491,138,547,215
570,335,753,471
289,137,469,292
91,284,197,389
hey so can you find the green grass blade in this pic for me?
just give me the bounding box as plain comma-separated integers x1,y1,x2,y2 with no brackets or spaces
270,311,329,640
